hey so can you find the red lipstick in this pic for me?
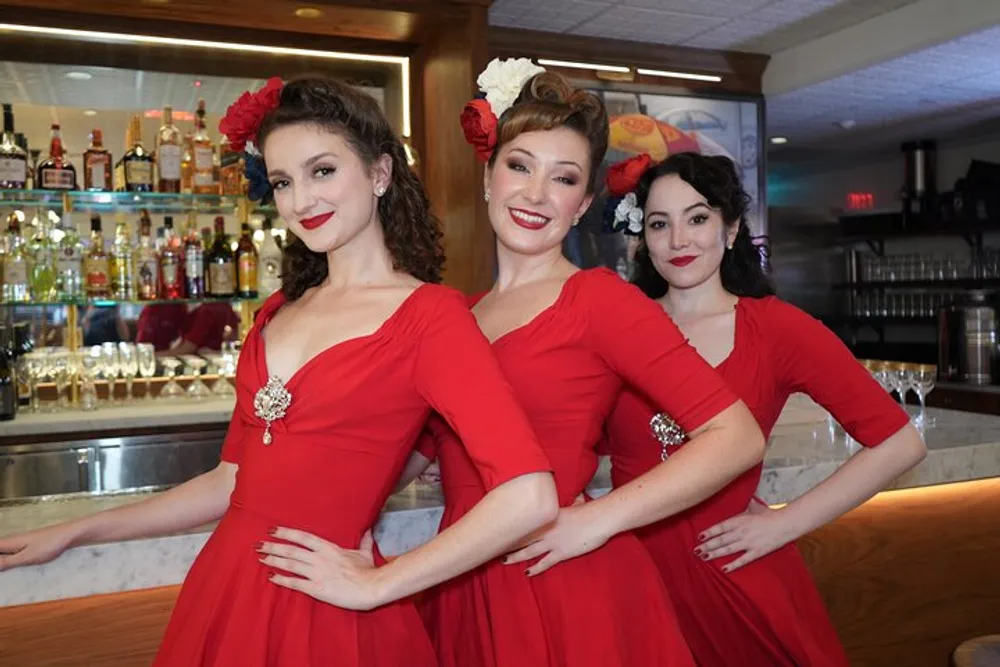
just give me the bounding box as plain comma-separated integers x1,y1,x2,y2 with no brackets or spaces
669,255,697,267
508,207,550,231
299,211,334,231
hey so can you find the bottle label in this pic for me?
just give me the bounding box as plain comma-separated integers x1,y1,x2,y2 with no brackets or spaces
160,256,181,289
40,168,75,190
3,261,27,286
209,262,235,295
125,161,153,186
238,254,257,292
86,155,109,189
83,258,109,291
158,145,183,181
111,253,133,297
57,246,82,273
0,157,27,184
258,256,281,296
194,146,214,171
137,257,158,299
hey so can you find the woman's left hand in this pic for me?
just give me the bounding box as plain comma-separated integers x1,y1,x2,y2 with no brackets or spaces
696,501,797,572
259,527,384,610
502,502,611,576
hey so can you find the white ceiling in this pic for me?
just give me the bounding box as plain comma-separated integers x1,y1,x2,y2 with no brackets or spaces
489,0,1000,161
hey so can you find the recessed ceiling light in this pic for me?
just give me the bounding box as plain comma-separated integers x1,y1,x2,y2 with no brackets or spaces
64,71,92,81
83,109,97,116
294,7,323,18
770,136,788,145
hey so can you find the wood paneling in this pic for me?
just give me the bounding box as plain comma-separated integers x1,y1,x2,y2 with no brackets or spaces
489,26,769,96
800,478,1000,667
926,385,1000,415
0,585,179,667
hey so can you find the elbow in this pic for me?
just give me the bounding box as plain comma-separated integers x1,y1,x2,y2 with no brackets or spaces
904,425,928,467
522,472,559,530
732,401,766,465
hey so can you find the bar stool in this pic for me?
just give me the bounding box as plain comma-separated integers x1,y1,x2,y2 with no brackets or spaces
953,636,1000,666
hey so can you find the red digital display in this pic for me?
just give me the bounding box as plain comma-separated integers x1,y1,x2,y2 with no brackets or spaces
847,192,874,210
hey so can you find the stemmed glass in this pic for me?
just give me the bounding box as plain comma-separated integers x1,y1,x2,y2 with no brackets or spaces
184,356,211,400
47,348,72,411
101,342,121,405
78,352,101,411
136,343,157,400
159,357,185,400
911,364,937,428
118,342,140,403
212,349,236,398
18,351,46,412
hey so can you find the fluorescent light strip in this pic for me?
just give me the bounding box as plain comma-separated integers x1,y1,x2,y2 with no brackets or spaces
0,22,412,137
636,68,721,83
537,59,630,74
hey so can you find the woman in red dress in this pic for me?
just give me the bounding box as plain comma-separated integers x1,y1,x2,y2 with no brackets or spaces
404,62,766,667
0,77,559,667
601,152,927,666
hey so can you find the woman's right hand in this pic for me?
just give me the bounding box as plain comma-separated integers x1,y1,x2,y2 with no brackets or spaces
0,523,81,571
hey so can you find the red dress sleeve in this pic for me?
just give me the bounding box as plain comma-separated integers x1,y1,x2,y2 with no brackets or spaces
414,414,450,461
584,270,738,432
767,299,910,447
414,289,552,491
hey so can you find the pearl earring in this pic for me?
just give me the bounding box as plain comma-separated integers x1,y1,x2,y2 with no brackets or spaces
484,192,490,202
375,185,385,197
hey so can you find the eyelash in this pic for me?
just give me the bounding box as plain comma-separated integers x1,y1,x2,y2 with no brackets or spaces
270,166,337,191
648,213,710,230
505,159,579,186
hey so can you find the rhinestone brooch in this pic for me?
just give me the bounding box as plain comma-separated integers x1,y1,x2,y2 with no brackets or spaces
253,375,292,445
650,413,687,461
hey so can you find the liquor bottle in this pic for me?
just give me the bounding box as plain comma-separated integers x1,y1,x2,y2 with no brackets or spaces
28,209,58,302
257,217,282,298
192,100,219,195
159,216,184,300
83,129,113,191
36,124,77,191
117,115,154,192
109,212,134,300
0,325,15,421
180,130,194,194
56,211,84,301
183,213,205,298
84,213,111,299
12,321,32,408
156,106,183,193
0,104,28,189
219,135,242,196
1,214,30,303
134,210,159,301
236,222,258,299
206,216,235,297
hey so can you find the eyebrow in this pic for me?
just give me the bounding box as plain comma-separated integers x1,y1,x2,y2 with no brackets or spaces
267,151,340,178
647,202,712,218
509,147,583,171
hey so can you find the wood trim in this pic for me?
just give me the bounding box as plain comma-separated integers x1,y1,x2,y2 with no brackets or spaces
489,26,769,96
801,478,1000,667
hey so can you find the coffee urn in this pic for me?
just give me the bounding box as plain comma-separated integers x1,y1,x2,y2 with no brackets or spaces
938,291,998,385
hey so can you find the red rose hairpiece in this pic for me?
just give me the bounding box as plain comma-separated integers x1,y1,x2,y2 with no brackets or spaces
219,76,284,153
605,153,654,197
460,98,498,163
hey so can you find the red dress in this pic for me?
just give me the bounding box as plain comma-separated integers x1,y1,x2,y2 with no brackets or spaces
152,285,552,667
417,268,738,667
606,296,910,667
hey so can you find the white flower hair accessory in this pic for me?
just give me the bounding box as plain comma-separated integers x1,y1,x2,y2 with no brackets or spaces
477,57,546,118
614,192,644,235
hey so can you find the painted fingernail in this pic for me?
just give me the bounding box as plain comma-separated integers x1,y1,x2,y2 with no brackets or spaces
693,547,703,556
255,541,264,550
698,533,707,541
699,552,709,560
268,527,277,535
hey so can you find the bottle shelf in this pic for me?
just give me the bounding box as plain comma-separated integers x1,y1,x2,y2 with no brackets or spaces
833,279,1000,291
0,190,277,216
1,296,262,308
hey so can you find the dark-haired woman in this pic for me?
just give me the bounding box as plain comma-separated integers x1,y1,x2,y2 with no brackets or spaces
603,152,926,666
404,60,765,667
0,76,560,667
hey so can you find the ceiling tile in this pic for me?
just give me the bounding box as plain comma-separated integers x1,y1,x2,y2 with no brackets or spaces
570,6,726,43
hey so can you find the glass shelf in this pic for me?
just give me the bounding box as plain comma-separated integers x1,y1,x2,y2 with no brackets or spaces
0,190,277,217
1,296,261,308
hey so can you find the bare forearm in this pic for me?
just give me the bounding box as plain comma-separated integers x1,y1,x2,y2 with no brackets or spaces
591,402,764,536
374,472,557,603
778,424,925,539
72,463,237,546
394,452,432,492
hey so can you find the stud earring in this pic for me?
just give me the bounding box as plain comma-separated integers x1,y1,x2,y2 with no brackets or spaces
375,185,385,197
484,192,490,203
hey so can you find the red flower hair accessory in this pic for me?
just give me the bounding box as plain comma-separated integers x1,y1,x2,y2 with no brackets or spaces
460,99,498,163
605,152,654,196
219,76,284,153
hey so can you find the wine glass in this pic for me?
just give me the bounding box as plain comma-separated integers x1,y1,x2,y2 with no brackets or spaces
885,361,909,409
47,348,71,411
136,343,157,400
211,349,236,398
118,342,140,403
159,357,185,400
101,342,121,405
184,356,211,401
77,352,101,411
17,351,45,412
911,364,937,428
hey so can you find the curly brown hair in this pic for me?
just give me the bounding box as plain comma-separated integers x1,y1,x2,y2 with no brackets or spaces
256,76,444,301
487,72,609,193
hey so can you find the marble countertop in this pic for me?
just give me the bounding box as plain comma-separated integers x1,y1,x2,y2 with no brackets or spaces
0,398,236,439
3,405,1000,608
